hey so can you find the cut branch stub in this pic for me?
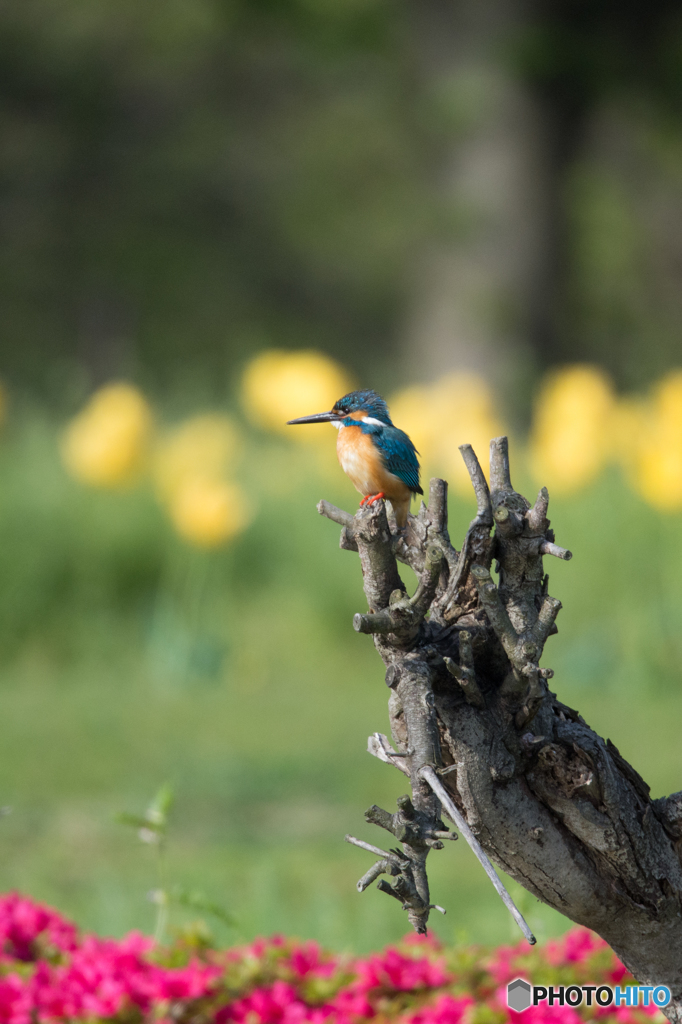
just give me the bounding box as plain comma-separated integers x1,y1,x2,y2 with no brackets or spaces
489,435,513,496
470,564,518,659
353,546,443,644
439,445,493,619
356,858,399,892
365,796,450,850
458,445,492,523
443,631,484,708
427,477,448,534
526,487,549,533
470,563,557,725
540,540,572,560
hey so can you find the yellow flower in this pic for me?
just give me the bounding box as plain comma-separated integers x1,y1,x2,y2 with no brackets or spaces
529,365,615,493
609,395,649,469
168,478,251,548
430,375,506,493
387,385,435,459
627,371,682,511
241,349,352,440
61,383,153,488
389,373,504,494
154,414,241,502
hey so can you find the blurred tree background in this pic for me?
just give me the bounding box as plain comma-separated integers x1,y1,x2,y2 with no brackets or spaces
3,0,682,404
1,0,682,956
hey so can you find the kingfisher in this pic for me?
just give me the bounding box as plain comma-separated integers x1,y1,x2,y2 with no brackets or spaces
287,389,422,528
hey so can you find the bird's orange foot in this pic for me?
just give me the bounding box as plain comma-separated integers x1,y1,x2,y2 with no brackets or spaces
365,492,386,506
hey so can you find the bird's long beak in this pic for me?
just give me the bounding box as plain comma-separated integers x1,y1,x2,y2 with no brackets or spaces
287,411,343,425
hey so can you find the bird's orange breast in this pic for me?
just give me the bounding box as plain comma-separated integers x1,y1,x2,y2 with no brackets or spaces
336,426,409,501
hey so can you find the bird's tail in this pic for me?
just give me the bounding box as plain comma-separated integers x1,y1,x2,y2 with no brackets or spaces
391,495,411,529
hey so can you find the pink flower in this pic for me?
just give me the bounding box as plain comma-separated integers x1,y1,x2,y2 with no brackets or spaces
286,942,337,980
516,1004,583,1024
403,994,474,1024
356,948,450,992
0,892,656,1024
0,973,32,1024
401,933,443,953
545,928,607,968
218,980,306,1023
0,893,78,961
491,985,583,1024
327,986,374,1020
607,960,630,985
487,944,522,984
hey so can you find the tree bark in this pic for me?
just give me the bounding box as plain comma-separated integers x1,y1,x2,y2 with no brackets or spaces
320,437,682,1023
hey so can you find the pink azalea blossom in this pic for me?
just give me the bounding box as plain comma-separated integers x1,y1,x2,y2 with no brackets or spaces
0,894,78,961
403,993,473,1024
217,980,308,1023
286,941,337,980
544,927,606,968
0,893,664,1024
486,944,521,984
355,947,450,992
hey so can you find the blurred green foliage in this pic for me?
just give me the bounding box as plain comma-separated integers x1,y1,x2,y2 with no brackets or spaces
0,405,681,951
4,1,682,402
0,0,429,400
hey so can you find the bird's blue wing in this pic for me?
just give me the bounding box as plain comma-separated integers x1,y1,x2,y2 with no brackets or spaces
368,424,423,494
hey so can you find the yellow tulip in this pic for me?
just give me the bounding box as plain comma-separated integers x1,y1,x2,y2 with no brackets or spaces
609,396,649,469
387,385,436,460
430,375,505,493
529,365,615,493
61,383,153,488
627,371,682,511
389,373,504,494
241,349,352,440
154,414,241,502
168,478,251,548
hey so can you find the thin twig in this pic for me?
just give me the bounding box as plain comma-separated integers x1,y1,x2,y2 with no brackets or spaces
419,766,536,945
344,834,404,864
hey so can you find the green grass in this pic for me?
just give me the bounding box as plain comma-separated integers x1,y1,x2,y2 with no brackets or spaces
0,410,680,953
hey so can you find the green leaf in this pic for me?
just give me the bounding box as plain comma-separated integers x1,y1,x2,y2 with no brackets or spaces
114,811,160,831
147,783,175,827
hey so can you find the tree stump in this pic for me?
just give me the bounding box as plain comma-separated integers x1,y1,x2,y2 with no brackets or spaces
319,437,682,1023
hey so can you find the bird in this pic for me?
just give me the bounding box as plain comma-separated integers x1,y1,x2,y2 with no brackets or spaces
287,388,422,528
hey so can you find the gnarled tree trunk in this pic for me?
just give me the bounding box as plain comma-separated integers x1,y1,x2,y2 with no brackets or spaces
319,437,682,1023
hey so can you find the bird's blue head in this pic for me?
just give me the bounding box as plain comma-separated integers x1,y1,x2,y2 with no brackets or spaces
287,388,393,427
332,390,393,425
